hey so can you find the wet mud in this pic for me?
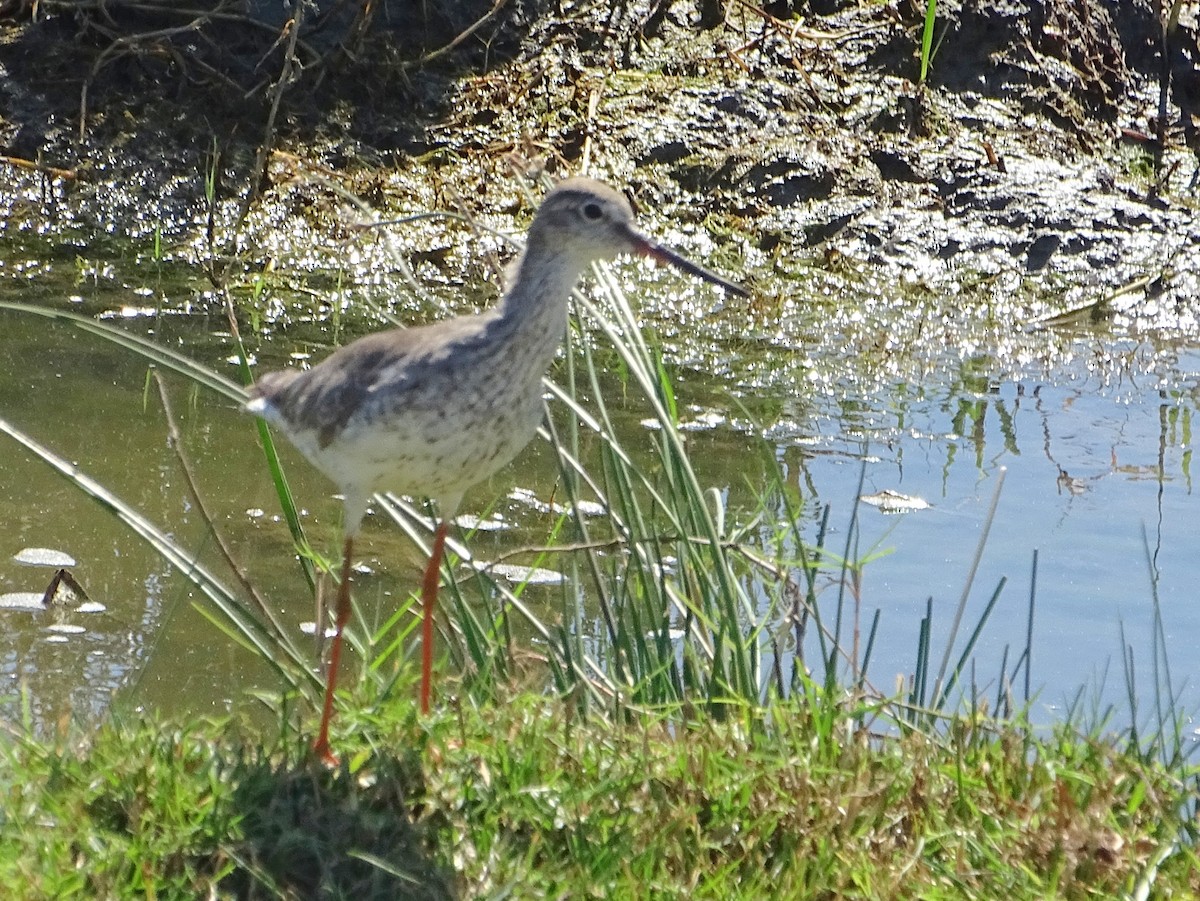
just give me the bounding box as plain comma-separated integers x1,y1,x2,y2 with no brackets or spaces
0,0,1196,347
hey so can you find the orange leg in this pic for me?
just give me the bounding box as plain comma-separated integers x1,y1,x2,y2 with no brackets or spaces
312,535,355,764
420,521,449,715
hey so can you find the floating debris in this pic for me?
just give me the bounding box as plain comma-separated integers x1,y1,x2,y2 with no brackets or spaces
679,410,726,431
859,489,932,514
507,487,559,514
453,513,510,532
476,562,565,585
0,592,47,611
506,488,605,518
41,568,90,607
1057,471,1090,495
299,621,339,639
646,627,688,642
13,547,76,568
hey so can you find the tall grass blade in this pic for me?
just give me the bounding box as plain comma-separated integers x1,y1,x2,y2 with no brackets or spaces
919,0,938,83
934,576,1007,711
932,466,1006,701
1024,548,1037,704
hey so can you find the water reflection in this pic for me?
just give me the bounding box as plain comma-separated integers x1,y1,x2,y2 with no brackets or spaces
763,348,1199,723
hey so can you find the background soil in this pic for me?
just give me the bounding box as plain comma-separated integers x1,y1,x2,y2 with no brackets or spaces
0,0,1196,333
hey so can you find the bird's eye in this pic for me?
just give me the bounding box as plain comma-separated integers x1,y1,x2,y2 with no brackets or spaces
581,202,604,221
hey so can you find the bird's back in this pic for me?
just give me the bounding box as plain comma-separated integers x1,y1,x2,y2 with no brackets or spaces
246,311,553,509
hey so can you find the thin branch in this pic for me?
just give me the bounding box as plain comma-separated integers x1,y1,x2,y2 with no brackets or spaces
0,155,76,180
402,0,508,69
239,0,309,221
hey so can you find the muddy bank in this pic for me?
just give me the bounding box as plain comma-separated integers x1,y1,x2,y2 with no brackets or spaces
0,1,1196,393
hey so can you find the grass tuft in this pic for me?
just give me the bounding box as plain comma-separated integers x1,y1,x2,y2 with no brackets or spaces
1,691,1197,898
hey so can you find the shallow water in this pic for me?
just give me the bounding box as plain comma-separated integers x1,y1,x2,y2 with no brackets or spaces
784,354,1199,720
1,244,1198,739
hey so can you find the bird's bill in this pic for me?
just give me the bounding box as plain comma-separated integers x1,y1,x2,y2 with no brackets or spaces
631,233,749,297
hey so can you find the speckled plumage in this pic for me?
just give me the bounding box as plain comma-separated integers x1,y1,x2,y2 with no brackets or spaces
248,309,551,529
248,179,658,528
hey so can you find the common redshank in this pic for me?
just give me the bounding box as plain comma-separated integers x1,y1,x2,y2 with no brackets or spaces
246,177,746,761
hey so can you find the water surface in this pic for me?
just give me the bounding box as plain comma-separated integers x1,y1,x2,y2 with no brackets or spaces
1,246,1197,738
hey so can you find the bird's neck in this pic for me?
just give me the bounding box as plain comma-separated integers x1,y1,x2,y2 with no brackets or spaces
496,234,587,337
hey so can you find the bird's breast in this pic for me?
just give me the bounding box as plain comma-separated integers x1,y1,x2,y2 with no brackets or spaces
293,352,548,504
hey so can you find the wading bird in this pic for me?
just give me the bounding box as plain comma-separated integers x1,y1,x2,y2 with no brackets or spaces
246,177,746,761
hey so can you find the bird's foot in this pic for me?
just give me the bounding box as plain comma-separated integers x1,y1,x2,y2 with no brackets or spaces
311,737,339,767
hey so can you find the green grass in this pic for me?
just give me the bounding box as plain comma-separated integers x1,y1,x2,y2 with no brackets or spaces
919,0,938,84
1,690,1196,899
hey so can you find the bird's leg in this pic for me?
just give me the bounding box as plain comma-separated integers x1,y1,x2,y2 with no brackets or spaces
419,520,450,715
313,535,355,763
